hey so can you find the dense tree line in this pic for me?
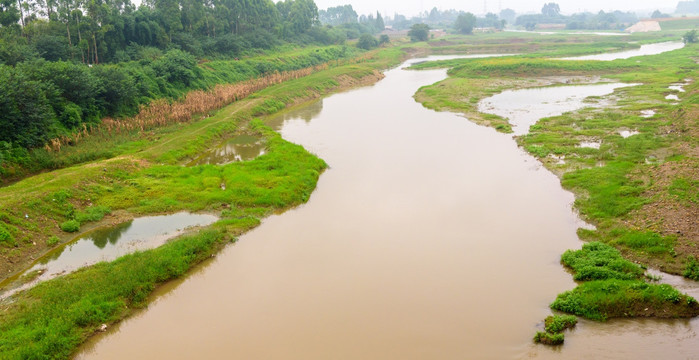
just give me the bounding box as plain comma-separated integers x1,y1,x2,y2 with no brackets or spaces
515,3,637,31
0,0,361,173
0,0,327,65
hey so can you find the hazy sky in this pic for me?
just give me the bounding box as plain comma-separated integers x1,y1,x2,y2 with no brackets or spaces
313,0,677,17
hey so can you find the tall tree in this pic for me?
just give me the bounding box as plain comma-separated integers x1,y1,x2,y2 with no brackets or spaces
454,12,476,34
375,11,383,31
541,3,560,17
0,0,20,27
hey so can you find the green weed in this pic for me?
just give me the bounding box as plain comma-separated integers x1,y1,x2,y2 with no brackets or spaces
60,220,80,233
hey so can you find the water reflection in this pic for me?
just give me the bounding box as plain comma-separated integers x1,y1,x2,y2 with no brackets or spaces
266,100,324,131
0,212,217,299
189,135,266,165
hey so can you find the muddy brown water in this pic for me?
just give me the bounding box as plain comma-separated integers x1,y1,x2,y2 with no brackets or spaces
76,57,698,359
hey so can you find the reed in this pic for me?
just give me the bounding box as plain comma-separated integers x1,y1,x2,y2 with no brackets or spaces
46,64,329,151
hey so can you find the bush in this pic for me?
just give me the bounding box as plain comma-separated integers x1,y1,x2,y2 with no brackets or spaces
60,220,80,233
356,34,378,50
151,49,199,87
408,23,430,42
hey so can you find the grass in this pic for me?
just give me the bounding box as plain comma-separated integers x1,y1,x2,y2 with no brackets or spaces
561,242,645,281
533,314,578,346
551,279,699,321
551,242,699,321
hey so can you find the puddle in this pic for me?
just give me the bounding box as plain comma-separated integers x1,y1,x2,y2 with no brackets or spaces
549,154,566,164
479,82,637,135
666,94,680,101
578,141,601,149
619,130,639,138
0,212,218,299
189,135,266,165
640,110,656,118
668,84,686,93
560,41,685,61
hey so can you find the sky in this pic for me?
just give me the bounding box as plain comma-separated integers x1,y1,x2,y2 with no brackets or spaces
312,0,678,17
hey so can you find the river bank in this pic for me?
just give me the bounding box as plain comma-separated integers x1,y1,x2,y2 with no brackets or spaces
0,44,403,359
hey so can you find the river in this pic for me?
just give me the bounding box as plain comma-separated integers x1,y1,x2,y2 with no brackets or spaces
76,55,697,359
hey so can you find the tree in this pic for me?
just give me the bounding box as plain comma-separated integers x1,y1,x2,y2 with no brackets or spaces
407,23,429,41
499,8,516,25
454,12,476,34
356,33,376,49
651,10,669,19
683,29,698,43
0,0,19,27
375,11,384,31
541,3,560,17
378,34,389,45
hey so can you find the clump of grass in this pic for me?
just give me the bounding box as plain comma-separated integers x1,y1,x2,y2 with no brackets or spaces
551,279,699,321
561,242,644,281
0,223,16,246
684,256,699,281
534,314,577,346
47,235,60,247
74,205,111,224
60,220,80,233
544,314,578,333
534,331,564,345
553,242,699,321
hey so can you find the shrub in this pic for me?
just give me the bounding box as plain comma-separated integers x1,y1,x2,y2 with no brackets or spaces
356,34,378,50
47,235,60,246
60,220,80,233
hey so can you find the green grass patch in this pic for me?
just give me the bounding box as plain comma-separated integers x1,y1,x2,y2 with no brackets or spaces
533,331,565,345
685,257,699,281
551,279,699,321
0,222,16,247
668,177,699,205
561,242,645,281
544,314,578,333
563,161,648,220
